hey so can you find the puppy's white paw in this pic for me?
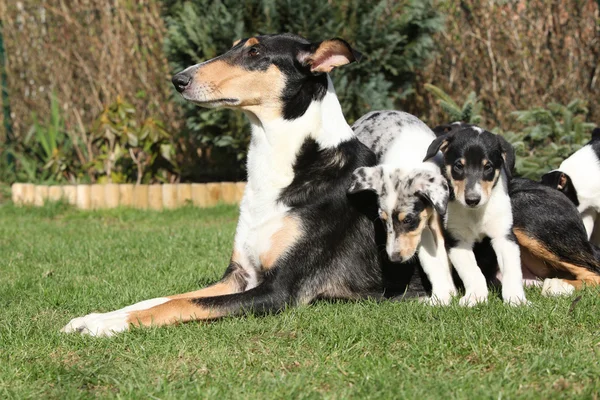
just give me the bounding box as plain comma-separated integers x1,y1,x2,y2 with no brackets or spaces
61,312,130,337
541,278,575,297
459,292,488,307
421,294,453,306
502,287,529,306
503,294,530,306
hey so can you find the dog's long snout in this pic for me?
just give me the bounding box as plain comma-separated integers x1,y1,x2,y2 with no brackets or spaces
172,73,192,93
465,195,481,207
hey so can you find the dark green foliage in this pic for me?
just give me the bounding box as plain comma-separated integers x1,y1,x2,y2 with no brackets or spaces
426,84,597,180
506,100,596,179
163,0,443,179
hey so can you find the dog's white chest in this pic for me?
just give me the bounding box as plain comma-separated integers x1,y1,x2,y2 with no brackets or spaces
447,181,513,243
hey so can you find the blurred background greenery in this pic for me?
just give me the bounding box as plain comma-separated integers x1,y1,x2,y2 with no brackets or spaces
0,0,598,186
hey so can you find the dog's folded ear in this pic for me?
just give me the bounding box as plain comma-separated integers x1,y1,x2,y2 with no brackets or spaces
300,38,362,74
592,127,600,141
414,172,449,217
497,135,516,180
424,133,453,162
432,122,469,137
348,166,383,194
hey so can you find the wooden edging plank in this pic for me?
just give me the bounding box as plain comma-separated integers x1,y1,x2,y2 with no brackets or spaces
11,182,247,210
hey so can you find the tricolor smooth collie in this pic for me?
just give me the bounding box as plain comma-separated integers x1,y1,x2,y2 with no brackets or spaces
62,33,428,337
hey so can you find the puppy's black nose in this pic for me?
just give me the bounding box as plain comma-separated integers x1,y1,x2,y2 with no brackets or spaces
465,196,481,207
172,73,192,93
389,253,402,263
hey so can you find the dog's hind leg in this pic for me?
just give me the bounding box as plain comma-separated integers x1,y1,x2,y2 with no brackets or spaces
61,260,252,336
64,278,298,336
541,267,600,297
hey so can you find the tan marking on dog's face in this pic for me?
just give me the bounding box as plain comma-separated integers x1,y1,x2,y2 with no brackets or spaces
189,61,286,120
447,164,466,203
480,169,500,201
395,208,430,260
260,216,302,270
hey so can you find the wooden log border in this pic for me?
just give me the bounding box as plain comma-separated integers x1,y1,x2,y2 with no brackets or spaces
10,182,246,210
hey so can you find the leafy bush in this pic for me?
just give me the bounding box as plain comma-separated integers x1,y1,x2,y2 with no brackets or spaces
427,86,597,180
163,0,443,180
7,95,177,184
425,84,483,124
507,100,596,179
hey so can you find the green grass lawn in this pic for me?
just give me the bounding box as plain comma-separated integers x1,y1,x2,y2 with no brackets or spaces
1,203,599,399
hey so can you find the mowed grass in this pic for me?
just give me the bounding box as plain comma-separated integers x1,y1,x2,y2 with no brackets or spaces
1,203,600,399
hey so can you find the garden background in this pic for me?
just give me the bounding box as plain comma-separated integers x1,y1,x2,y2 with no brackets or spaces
0,0,598,191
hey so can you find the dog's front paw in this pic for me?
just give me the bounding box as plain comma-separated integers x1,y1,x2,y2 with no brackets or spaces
61,312,130,337
502,288,529,306
541,278,575,297
459,291,488,307
421,294,452,306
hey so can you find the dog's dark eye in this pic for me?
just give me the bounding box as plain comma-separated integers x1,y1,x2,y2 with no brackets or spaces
453,161,464,173
248,47,260,57
378,209,388,221
401,215,414,225
484,163,493,172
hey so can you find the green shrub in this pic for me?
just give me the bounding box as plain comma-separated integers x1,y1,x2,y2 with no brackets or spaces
507,100,596,179
163,0,443,179
7,95,177,184
426,85,596,180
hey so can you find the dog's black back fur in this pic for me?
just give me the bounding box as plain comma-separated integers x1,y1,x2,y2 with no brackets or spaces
510,177,600,275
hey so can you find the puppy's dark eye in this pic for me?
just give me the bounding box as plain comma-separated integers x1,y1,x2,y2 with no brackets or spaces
453,161,464,173
401,215,414,225
378,209,388,221
484,163,493,172
248,47,260,57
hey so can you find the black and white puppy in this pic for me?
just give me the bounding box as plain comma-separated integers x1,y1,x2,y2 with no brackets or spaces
348,111,456,305
541,127,600,244
425,123,527,306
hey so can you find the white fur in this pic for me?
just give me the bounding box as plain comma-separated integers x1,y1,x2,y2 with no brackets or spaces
61,297,170,337
356,112,456,305
446,172,527,305
542,278,575,296
234,77,353,281
557,145,600,242
63,76,353,337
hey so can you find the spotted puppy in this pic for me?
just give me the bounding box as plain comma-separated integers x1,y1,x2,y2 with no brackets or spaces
348,111,456,305
425,123,527,306
541,127,600,244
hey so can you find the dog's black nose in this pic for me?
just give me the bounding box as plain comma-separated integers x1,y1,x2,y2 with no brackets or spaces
389,253,403,263
172,73,192,93
465,196,481,207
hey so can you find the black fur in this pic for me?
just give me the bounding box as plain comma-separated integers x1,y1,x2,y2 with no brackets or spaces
540,171,579,206
196,138,428,315
510,178,600,275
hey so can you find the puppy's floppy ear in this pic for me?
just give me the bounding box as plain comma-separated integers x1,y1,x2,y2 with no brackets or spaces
413,171,449,217
592,127,600,141
432,122,469,137
497,135,516,180
348,166,383,194
424,133,452,162
541,171,571,192
299,38,362,74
